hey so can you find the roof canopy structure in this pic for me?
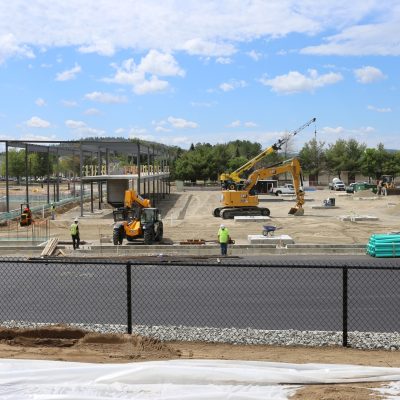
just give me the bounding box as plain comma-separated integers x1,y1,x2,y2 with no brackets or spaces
1,140,171,215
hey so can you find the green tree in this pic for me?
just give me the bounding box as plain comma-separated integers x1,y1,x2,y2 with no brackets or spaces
1,149,26,183
298,138,326,184
325,139,366,179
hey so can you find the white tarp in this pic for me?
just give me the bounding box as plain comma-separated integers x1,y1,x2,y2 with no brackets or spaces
1,359,400,399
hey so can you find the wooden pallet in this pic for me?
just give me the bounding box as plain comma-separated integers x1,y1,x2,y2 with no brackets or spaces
41,238,59,257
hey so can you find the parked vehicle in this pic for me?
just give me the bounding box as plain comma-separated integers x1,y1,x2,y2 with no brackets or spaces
329,178,345,191
270,183,295,196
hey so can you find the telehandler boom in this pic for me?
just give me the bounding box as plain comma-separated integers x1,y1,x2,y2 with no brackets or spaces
220,117,315,190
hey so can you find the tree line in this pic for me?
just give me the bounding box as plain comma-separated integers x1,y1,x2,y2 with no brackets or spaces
173,138,400,184
1,138,399,184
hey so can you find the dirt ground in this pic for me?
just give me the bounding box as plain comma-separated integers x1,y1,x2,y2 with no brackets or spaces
42,186,400,246
1,185,400,398
1,325,399,399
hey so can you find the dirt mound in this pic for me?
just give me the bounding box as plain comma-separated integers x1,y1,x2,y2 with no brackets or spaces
0,325,180,358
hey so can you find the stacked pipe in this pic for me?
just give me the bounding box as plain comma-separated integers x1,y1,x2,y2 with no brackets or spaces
367,234,400,257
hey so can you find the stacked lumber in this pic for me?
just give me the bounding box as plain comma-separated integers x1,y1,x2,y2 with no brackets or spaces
41,238,59,257
180,239,206,245
367,234,400,257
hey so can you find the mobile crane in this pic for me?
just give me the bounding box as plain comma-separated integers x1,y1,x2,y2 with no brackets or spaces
220,117,316,190
112,189,163,245
213,158,305,218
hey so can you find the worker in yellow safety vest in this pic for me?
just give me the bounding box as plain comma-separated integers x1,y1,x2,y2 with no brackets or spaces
70,218,80,250
217,224,230,256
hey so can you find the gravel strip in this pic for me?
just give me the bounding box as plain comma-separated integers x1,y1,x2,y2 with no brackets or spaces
1,320,399,350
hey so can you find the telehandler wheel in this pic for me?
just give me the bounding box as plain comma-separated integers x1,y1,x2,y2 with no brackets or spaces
155,222,163,242
144,229,154,245
113,228,123,245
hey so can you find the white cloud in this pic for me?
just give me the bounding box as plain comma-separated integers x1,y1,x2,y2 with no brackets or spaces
26,116,51,128
84,108,100,115
133,76,170,95
65,119,106,137
78,39,115,56
138,50,185,77
227,120,241,128
247,50,262,61
260,69,343,94
104,50,184,95
367,105,392,113
155,126,171,133
128,127,148,136
301,19,400,56
167,116,198,129
55,63,82,81
227,120,257,128
35,98,46,107
0,2,398,64
216,57,232,64
153,116,198,131
181,38,236,57
114,128,126,135
354,66,386,84
84,91,128,103
219,79,247,92
65,120,86,129
0,33,34,64
320,126,345,135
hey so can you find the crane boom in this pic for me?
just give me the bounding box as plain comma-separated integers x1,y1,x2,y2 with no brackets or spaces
220,117,316,190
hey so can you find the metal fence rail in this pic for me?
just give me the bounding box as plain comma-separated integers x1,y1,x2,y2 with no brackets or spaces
0,258,399,348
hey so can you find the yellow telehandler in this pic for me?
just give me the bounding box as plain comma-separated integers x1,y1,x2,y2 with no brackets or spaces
112,190,163,245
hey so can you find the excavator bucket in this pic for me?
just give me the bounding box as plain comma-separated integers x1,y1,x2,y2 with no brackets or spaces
288,207,304,216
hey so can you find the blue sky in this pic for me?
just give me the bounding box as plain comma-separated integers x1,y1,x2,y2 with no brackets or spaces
0,1,399,151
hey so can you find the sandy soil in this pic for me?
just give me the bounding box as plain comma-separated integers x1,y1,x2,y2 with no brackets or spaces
1,325,399,399
41,186,400,246
2,186,400,398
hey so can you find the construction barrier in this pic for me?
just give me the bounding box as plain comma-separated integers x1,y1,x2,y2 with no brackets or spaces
366,234,400,258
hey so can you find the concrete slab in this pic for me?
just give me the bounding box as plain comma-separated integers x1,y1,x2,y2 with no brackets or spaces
353,196,381,201
247,234,294,245
234,216,271,222
340,215,379,221
311,205,339,209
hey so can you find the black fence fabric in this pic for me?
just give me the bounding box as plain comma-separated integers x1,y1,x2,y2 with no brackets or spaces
0,258,399,348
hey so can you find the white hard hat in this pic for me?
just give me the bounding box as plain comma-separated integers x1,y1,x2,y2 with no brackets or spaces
74,218,78,222
220,224,225,228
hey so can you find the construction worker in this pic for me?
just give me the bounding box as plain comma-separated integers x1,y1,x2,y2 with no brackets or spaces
218,224,230,256
70,218,80,250
50,203,56,220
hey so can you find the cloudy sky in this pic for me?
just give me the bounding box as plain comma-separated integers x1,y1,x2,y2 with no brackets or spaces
0,1,399,150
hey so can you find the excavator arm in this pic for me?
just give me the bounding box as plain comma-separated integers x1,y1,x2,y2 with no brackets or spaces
244,158,305,215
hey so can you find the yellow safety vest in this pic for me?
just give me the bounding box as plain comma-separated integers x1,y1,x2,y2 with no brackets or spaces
218,228,230,243
70,223,78,235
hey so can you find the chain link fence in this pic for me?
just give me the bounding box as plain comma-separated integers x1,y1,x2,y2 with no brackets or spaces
0,257,399,348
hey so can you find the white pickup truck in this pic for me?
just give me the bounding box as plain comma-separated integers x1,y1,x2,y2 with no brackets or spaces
329,178,346,191
270,183,295,196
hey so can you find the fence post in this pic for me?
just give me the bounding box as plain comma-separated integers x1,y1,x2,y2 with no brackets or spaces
342,267,348,347
126,261,132,334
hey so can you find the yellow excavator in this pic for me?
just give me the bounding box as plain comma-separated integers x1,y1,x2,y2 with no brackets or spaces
112,190,163,245
220,117,316,190
213,158,305,218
